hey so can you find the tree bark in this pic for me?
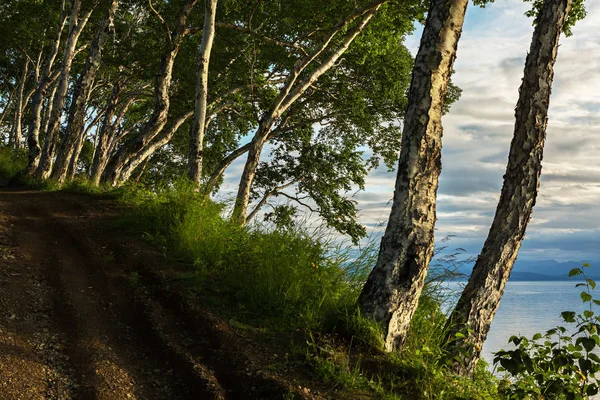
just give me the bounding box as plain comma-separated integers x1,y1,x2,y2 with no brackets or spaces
52,0,119,184
37,0,95,179
12,59,29,149
100,0,198,186
114,110,193,185
67,108,106,179
188,0,218,185
231,3,381,225
357,0,469,352
444,0,572,376
89,82,122,184
24,0,68,175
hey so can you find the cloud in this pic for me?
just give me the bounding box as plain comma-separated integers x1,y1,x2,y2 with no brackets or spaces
357,0,600,261
216,1,600,263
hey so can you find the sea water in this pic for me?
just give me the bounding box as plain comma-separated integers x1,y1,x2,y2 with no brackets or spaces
441,281,595,368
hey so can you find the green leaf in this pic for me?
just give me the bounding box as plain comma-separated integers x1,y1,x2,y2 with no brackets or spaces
587,384,598,396
589,353,600,363
570,268,583,277
585,310,595,319
562,311,576,323
587,278,597,290
578,337,596,352
582,292,593,303
532,333,543,340
500,358,519,374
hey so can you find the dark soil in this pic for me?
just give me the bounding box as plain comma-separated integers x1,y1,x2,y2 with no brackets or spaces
0,189,323,400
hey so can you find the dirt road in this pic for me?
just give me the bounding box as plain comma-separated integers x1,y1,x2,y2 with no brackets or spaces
0,189,306,400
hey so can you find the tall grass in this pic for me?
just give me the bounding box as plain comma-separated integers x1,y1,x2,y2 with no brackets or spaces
118,181,500,398
119,181,364,329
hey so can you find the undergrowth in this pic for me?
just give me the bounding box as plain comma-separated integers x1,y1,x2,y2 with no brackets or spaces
0,147,27,182
115,180,500,399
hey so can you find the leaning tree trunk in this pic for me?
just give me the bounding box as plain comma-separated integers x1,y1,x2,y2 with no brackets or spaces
37,0,94,179
115,110,193,184
444,0,572,376
357,0,469,352
24,1,68,175
52,0,118,184
100,0,198,186
188,0,218,185
12,59,29,149
231,3,381,225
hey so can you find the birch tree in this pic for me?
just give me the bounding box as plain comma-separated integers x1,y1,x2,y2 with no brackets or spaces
444,0,573,376
230,0,387,225
36,0,96,179
100,0,199,186
357,0,469,351
188,0,217,185
24,1,68,175
51,0,119,183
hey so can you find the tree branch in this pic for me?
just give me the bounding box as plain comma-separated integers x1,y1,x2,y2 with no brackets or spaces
148,0,172,43
215,22,308,55
246,180,298,222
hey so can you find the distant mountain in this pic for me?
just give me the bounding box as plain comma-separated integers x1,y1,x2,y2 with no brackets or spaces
512,260,599,277
452,259,600,281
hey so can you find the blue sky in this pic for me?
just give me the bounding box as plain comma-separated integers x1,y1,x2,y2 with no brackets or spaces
222,0,600,262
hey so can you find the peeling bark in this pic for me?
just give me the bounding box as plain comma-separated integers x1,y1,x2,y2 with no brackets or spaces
52,0,119,184
188,0,218,185
357,0,469,351
444,0,572,376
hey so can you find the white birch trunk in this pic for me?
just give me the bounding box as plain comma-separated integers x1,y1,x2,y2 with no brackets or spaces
12,59,29,149
357,0,469,351
188,0,217,185
444,0,572,376
100,0,199,186
231,5,380,224
52,0,119,183
37,0,95,179
24,1,68,175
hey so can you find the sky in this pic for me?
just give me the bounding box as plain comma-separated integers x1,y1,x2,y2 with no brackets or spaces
222,0,600,263
355,0,600,262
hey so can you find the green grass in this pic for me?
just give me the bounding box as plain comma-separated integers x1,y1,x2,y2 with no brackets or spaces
115,181,501,399
0,147,27,182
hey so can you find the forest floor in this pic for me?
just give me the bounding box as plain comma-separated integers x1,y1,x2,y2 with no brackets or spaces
0,188,323,400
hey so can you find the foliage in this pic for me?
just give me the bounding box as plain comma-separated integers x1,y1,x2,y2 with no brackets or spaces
494,264,600,399
0,147,27,182
525,0,587,36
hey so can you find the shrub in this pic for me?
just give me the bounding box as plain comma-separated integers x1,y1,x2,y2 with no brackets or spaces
494,264,600,399
0,147,27,182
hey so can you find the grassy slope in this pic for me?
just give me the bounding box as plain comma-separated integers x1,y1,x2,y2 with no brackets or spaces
0,149,500,399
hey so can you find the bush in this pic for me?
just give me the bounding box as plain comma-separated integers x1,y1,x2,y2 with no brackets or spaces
494,264,600,399
0,147,27,182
